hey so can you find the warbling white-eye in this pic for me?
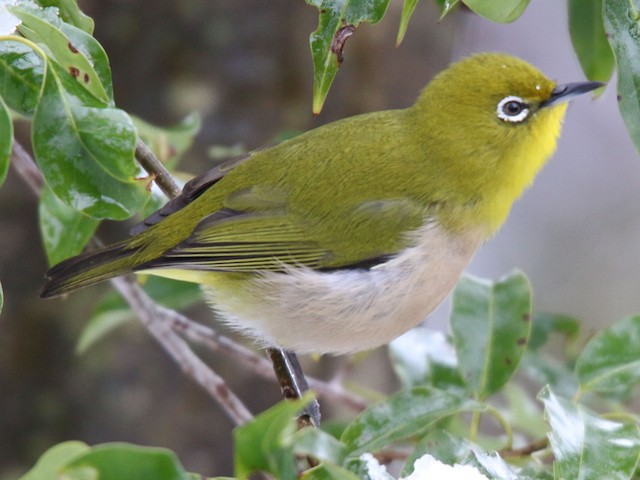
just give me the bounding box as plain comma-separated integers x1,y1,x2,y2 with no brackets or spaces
41,53,602,354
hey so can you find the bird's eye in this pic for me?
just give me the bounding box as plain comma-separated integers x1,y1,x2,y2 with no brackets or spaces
496,96,530,123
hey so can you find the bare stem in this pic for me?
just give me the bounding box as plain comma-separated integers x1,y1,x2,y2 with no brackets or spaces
135,138,181,198
111,276,253,424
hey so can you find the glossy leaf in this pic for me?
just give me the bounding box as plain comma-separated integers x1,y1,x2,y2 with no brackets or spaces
306,0,391,113
539,386,640,479
39,187,99,265
575,315,640,398
462,0,530,23
521,351,579,398
450,271,532,399
0,39,45,115
36,0,94,33
234,395,313,479
0,94,11,189
13,6,110,102
603,0,640,155
62,443,192,480
32,60,148,219
341,386,484,456
19,441,90,480
569,0,615,83
397,0,419,45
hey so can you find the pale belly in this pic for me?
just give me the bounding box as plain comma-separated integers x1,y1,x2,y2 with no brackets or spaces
198,223,485,354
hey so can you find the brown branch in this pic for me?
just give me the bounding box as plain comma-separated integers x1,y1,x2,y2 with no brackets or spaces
111,276,253,424
499,437,549,458
135,138,181,198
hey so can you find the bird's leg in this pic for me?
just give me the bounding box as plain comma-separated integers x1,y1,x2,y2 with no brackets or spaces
266,348,321,428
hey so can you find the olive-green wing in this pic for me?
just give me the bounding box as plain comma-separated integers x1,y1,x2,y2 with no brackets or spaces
140,196,428,273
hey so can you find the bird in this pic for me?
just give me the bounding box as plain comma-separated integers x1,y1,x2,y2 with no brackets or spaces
41,53,602,355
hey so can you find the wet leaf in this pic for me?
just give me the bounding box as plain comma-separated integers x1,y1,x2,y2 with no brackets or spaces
341,386,484,456
604,0,640,156
13,6,110,102
450,271,532,399
39,187,100,265
32,60,148,219
0,39,45,115
569,0,615,83
301,463,361,480
0,95,12,189
575,315,640,399
36,0,94,33
462,0,530,23
539,386,640,479
293,427,346,465
306,0,391,114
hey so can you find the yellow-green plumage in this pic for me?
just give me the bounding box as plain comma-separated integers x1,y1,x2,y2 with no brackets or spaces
42,53,601,354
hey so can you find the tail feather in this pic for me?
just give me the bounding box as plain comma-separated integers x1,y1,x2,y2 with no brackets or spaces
41,242,141,298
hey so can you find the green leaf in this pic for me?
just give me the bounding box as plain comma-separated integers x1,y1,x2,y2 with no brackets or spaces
462,0,530,22
0,95,11,189
61,443,192,480
13,6,110,102
575,315,640,399
306,0,391,114
401,430,473,477
39,187,99,265
18,441,90,480
539,386,640,479
33,60,148,220
36,0,94,33
0,39,45,115
529,312,580,351
234,395,313,479
389,327,464,390
301,463,361,480
341,386,484,456
521,351,579,398
569,0,615,83
293,427,347,464
396,0,420,45
603,0,640,155
132,112,201,168
439,0,461,20
450,271,532,399
460,450,519,479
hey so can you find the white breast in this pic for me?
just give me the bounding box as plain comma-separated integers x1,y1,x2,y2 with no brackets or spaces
206,222,485,354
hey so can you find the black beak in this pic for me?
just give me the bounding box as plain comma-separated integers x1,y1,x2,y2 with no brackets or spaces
540,81,605,108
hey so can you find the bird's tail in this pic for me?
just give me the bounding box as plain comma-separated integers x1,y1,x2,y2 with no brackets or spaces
41,242,142,298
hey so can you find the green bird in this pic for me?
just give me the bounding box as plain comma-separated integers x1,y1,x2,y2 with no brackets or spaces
42,53,602,354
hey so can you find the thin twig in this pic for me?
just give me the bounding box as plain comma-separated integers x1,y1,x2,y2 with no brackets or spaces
111,276,253,424
499,437,549,458
11,139,253,424
135,138,181,198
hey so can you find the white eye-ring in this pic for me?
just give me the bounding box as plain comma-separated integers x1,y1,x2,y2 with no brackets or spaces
497,96,530,123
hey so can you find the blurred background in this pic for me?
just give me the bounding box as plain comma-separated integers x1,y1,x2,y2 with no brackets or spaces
1,0,639,477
